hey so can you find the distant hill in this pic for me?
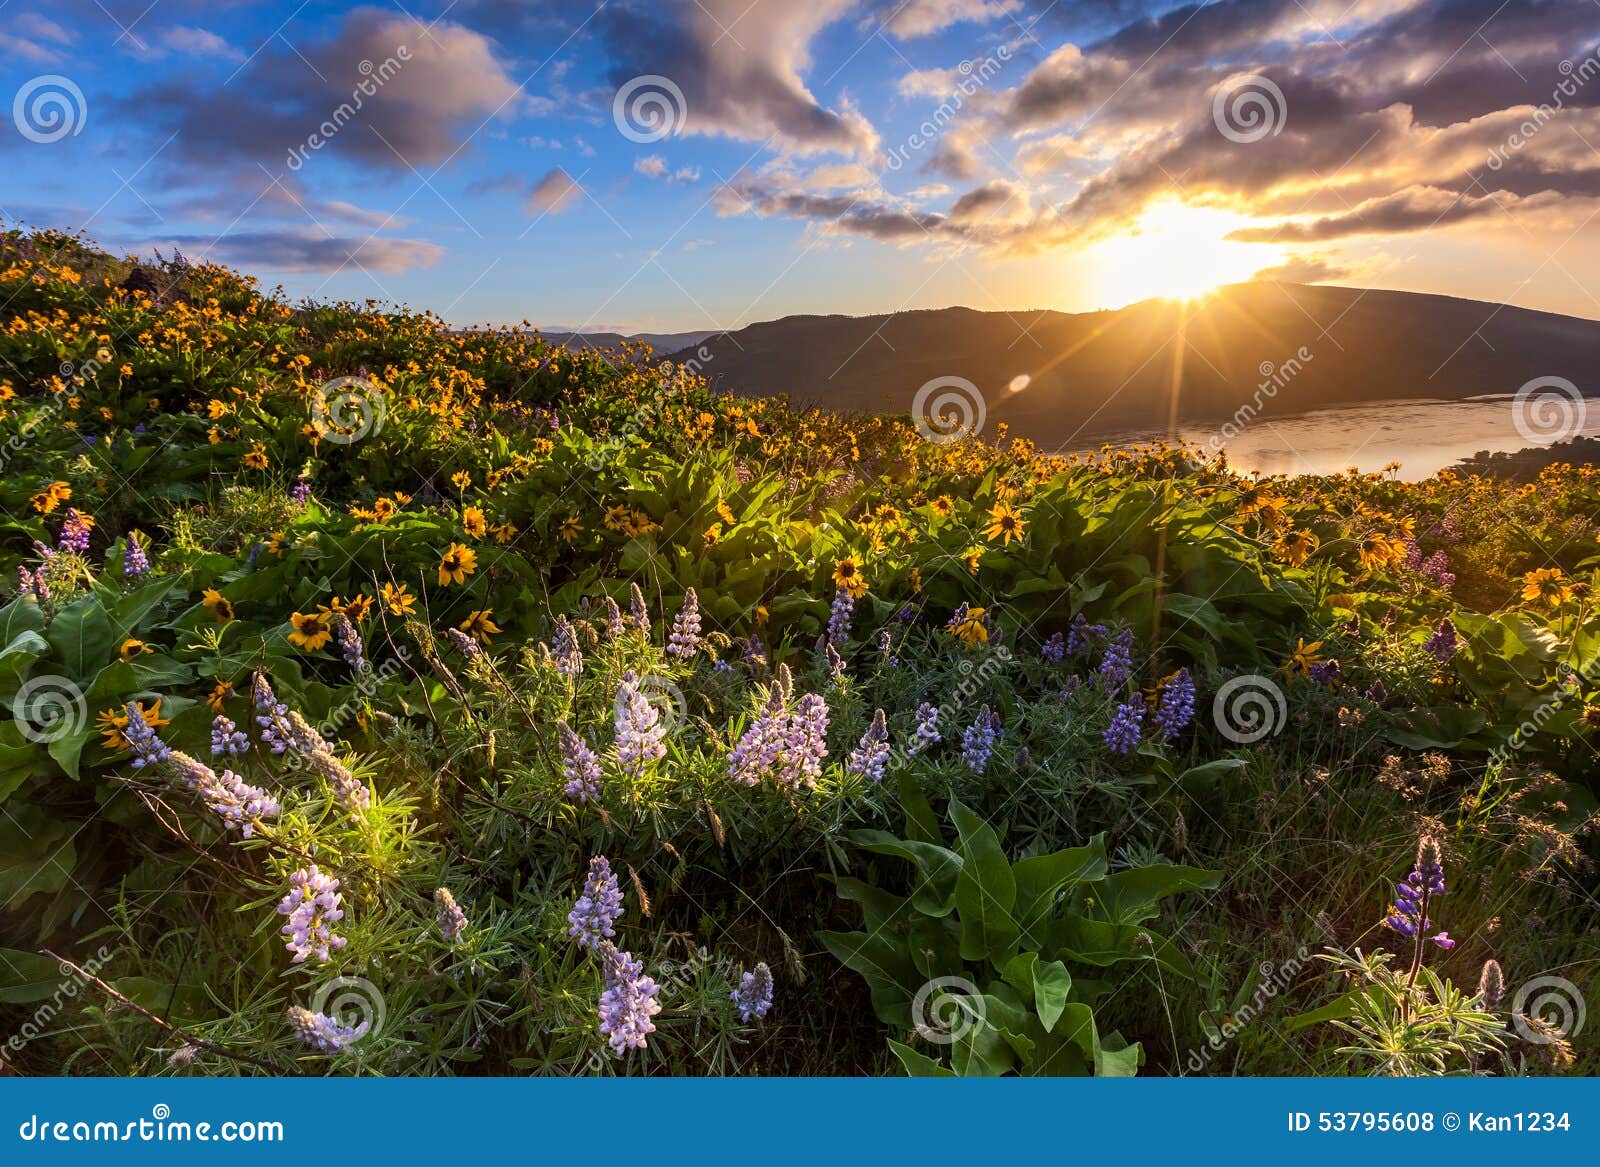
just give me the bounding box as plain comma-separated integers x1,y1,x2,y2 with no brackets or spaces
668,284,1600,447
541,328,719,356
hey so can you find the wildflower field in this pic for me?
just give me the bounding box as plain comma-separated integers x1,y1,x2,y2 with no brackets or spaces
1,225,1596,1077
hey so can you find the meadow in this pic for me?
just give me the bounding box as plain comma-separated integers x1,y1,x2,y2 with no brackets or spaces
0,224,1595,1077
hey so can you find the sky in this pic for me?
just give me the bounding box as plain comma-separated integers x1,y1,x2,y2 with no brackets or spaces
2,0,1599,331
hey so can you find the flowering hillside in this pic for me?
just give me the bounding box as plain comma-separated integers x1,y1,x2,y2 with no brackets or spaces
0,226,1594,1076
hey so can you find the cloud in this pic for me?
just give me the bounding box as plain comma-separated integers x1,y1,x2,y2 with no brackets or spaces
159,27,246,62
129,7,523,173
598,0,879,156
1250,253,1349,284
154,228,444,274
875,0,1023,39
635,154,668,178
527,167,583,213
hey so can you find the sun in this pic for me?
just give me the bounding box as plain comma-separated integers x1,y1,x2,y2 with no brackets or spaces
1085,201,1289,307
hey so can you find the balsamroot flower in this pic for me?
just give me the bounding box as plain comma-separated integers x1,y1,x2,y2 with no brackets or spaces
434,888,469,944
277,865,348,964
730,962,775,1023
667,588,702,659
614,672,667,778
1153,668,1195,740
287,1005,358,1053
567,855,624,950
558,721,603,803
597,942,661,1054
846,709,891,782
1102,697,1144,755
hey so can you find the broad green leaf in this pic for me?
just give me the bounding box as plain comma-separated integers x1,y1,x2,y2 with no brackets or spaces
0,948,68,1004
1095,864,1220,925
1032,959,1072,1033
887,1039,954,1077
950,800,1018,963
848,830,962,917
1013,835,1108,944
43,595,116,681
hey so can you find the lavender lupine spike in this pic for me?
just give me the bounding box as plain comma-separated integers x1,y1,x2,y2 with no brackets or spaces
567,856,625,950
210,714,250,757
629,583,650,637
434,888,469,944
614,672,667,778
602,596,626,640
1477,959,1505,1009
667,589,702,659
1041,632,1065,663
730,962,775,1023
597,942,662,1054
823,641,846,677
287,710,372,813
1102,697,1144,755
122,534,149,577
124,702,172,769
1423,618,1458,663
199,769,282,838
727,687,785,786
444,627,482,659
277,865,348,964
333,613,366,671
1153,669,1196,740
1097,629,1135,690
1308,659,1342,687
1382,835,1453,950
290,478,313,505
58,509,92,553
287,1005,358,1053
558,721,603,803
775,692,830,790
252,673,294,755
550,615,583,676
1067,613,1107,657
961,706,1000,775
827,587,854,644
846,709,891,782
909,702,940,756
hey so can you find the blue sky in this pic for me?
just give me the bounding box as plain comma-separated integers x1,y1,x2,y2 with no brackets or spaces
3,1,1599,330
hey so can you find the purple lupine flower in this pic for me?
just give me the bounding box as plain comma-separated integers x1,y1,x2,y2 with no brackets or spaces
846,709,891,782
444,627,482,658
1153,668,1195,740
199,768,281,838
1382,836,1450,948
1422,618,1458,663
629,582,650,637
775,692,830,790
567,856,624,950
667,588,702,659
1067,613,1108,657
602,596,627,639
122,534,149,577
550,615,583,676
827,587,854,644
333,613,365,671
1422,550,1455,590
277,865,348,964
909,702,940,756
1364,681,1388,705
728,687,785,786
124,702,172,769
597,942,661,1054
1102,697,1144,755
434,887,469,944
210,714,250,757
1097,629,1135,690
743,634,768,670
290,479,312,505
1308,658,1342,687
58,509,92,553
614,672,667,778
730,962,774,1023
558,721,603,803
961,706,1000,775
287,1005,359,1053
877,628,898,666
823,640,846,677
252,673,293,755
1041,632,1065,663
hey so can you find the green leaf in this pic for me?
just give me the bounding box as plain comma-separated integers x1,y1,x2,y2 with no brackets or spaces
0,948,69,1004
1285,988,1368,1033
1095,864,1220,925
949,800,1018,964
1032,959,1073,1033
896,768,943,845
1012,835,1108,945
848,830,963,917
0,595,46,642
43,595,116,681
887,1039,955,1077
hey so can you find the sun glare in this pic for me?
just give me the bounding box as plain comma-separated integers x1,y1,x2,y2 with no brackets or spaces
1086,201,1288,307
